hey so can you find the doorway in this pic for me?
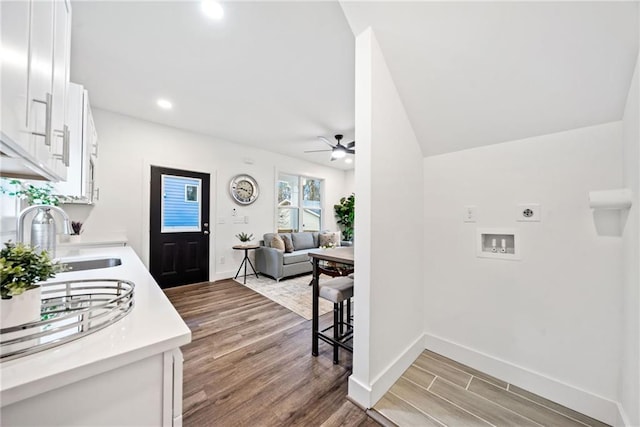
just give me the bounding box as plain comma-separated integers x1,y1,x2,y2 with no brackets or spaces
150,166,210,288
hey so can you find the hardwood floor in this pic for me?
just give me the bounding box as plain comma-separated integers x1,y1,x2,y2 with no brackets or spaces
164,279,376,426
373,350,610,427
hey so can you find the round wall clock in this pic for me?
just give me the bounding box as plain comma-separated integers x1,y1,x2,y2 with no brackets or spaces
229,174,259,205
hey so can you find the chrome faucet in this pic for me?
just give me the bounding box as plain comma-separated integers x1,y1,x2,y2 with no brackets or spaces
16,205,71,257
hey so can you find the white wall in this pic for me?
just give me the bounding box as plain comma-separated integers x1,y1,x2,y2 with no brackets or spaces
620,52,639,426
344,169,355,195
349,28,425,407
423,122,624,423
74,109,348,280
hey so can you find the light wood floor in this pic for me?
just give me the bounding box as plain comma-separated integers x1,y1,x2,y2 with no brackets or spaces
164,279,378,427
374,350,610,427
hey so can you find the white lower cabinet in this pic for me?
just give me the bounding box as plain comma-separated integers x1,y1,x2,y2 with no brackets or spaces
1,349,185,426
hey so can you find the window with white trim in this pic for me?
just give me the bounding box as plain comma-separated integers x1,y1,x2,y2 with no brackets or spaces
277,173,322,233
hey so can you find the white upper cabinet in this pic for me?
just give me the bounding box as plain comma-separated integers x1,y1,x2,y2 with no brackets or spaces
50,0,72,179
56,83,99,204
0,0,71,181
0,1,31,155
28,0,55,166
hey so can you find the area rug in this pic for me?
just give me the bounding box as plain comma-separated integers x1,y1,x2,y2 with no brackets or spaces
234,274,334,320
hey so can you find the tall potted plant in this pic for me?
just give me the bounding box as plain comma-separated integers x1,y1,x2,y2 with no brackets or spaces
0,242,65,328
334,194,355,243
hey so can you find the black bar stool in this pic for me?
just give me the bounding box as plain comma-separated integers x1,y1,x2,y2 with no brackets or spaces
318,276,354,364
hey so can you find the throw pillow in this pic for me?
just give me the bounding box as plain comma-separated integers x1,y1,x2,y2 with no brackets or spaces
271,235,285,251
281,235,294,253
291,232,315,250
319,231,340,248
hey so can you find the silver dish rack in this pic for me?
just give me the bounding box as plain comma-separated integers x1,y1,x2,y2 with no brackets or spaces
0,278,135,361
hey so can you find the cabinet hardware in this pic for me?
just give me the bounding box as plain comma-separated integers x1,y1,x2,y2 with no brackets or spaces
31,93,53,146
63,125,69,166
204,231,210,235
52,125,70,166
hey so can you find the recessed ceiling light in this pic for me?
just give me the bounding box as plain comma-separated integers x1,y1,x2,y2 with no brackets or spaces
345,158,353,164
201,0,224,20
157,99,173,110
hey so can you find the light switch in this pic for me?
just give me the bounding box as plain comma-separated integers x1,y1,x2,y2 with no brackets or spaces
463,206,477,222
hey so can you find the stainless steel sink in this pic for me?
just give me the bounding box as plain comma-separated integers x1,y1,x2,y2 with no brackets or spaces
63,258,122,272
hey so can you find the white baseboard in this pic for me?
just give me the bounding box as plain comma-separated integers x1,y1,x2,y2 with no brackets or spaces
616,402,631,427
424,333,620,426
348,376,373,408
348,333,425,408
212,271,235,282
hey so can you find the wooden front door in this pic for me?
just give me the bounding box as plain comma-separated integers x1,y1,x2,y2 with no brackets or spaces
150,166,210,288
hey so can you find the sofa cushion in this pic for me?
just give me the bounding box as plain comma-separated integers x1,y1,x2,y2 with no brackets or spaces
282,235,294,253
263,233,276,248
283,249,313,265
291,232,315,250
271,235,285,251
319,231,341,248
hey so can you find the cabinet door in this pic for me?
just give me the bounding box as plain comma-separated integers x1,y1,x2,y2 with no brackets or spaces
50,0,71,180
54,82,84,197
28,0,55,165
0,1,32,154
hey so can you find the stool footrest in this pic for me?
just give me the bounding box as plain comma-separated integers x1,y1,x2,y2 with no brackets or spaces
317,331,353,353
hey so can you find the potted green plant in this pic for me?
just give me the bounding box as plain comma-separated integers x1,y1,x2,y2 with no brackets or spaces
235,232,254,244
1,178,68,253
0,242,65,328
0,178,61,206
334,194,355,242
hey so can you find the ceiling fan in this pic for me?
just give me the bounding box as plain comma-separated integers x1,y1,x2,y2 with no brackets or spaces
305,134,355,161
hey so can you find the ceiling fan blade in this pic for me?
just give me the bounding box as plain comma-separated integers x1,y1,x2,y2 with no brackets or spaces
318,136,335,148
346,141,355,149
346,149,355,154
305,149,333,153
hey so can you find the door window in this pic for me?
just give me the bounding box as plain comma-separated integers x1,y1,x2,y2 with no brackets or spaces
161,175,201,233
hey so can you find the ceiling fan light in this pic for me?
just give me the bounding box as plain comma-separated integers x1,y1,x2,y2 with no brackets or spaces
332,146,347,159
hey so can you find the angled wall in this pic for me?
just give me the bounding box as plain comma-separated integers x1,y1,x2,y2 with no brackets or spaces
349,28,425,407
620,49,640,426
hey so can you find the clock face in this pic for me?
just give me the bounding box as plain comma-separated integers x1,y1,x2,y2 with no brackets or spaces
230,174,259,205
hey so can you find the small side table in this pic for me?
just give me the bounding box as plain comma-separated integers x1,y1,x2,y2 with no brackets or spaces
233,244,260,284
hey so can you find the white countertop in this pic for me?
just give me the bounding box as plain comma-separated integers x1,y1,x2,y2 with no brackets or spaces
57,233,128,248
0,246,192,407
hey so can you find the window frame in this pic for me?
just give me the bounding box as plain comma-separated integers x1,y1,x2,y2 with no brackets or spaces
275,172,323,233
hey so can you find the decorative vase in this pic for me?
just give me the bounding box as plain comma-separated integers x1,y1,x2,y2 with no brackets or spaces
1,286,42,329
1,287,42,357
69,235,81,244
31,207,56,255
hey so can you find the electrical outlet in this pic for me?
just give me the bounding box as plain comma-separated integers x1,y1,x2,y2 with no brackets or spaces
463,205,477,222
517,204,541,222
220,256,225,264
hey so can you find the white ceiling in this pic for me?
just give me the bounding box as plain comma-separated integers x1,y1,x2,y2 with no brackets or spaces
70,1,356,170
71,1,639,165
341,1,639,156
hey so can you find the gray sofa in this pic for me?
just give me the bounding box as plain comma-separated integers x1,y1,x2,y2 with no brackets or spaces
255,232,324,281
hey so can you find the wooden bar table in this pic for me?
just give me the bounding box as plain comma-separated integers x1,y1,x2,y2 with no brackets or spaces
307,247,354,356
